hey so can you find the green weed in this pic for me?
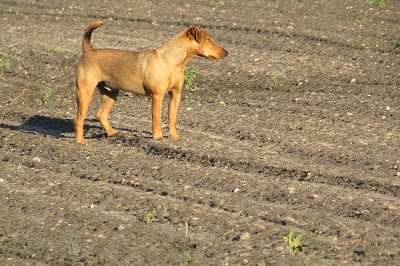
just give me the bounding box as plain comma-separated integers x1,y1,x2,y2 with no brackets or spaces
0,53,10,70
392,40,400,49
368,0,385,5
223,220,236,236
47,46,72,56
184,68,199,89
186,256,197,263
357,15,369,26
39,87,55,105
138,212,155,223
283,231,313,255
264,74,279,90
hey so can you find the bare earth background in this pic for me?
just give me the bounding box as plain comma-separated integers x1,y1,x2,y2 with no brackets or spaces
1,0,399,265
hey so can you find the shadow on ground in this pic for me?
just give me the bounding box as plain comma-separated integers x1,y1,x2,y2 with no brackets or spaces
0,115,76,139
0,115,144,140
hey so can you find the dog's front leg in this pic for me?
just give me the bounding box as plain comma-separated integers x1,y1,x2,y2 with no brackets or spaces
151,94,164,140
168,90,182,140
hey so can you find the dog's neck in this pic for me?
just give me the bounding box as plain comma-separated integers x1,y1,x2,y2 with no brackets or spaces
156,31,196,71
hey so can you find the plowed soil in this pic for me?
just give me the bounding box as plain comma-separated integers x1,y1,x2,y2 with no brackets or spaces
1,0,399,265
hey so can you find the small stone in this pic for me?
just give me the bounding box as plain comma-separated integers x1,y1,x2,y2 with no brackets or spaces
254,222,266,230
240,232,250,240
33,157,41,163
276,246,285,251
118,225,126,231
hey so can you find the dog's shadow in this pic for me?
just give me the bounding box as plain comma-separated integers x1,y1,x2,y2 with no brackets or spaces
0,115,142,140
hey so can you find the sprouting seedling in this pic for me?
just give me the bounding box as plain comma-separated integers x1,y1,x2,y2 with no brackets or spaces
47,46,72,56
369,0,385,5
264,74,279,90
138,212,155,223
40,87,55,104
0,53,10,70
184,68,199,89
283,231,313,255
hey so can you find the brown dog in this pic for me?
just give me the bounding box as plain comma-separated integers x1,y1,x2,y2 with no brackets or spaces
74,21,228,144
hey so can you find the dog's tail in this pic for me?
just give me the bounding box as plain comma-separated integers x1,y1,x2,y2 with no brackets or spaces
82,21,103,53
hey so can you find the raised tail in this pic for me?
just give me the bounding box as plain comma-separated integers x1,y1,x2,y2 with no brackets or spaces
82,21,103,53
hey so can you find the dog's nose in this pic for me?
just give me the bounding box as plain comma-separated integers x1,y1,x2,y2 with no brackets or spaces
224,49,229,57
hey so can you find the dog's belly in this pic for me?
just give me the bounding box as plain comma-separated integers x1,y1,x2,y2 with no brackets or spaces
102,81,150,96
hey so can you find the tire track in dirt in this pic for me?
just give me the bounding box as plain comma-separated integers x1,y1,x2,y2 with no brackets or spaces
3,112,398,200
2,98,399,199
1,120,399,229
108,133,400,196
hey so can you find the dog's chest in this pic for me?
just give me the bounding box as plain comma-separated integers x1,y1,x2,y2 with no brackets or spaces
170,69,184,88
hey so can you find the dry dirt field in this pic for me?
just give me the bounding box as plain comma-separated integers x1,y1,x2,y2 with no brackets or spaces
1,0,399,265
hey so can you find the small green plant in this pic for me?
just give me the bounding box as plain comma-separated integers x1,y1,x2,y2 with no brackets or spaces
264,74,279,90
186,256,197,263
368,0,385,5
138,212,155,223
223,220,236,237
0,53,10,70
283,231,312,255
184,68,199,89
47,46,72,56
39,87,55,104
357,15,369,26
392,40,400,49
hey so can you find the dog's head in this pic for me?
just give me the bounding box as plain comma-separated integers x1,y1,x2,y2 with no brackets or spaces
187,27,228,60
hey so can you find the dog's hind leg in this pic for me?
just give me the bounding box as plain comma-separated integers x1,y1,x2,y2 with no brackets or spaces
74,79,97,145
96,84,119,137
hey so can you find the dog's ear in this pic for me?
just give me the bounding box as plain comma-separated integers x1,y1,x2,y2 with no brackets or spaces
187,27,202,43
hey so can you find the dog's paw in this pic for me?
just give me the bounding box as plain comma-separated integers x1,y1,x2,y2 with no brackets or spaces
107,129,119,137
169,133,181,141
153,134,164,141
76,139,89,145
